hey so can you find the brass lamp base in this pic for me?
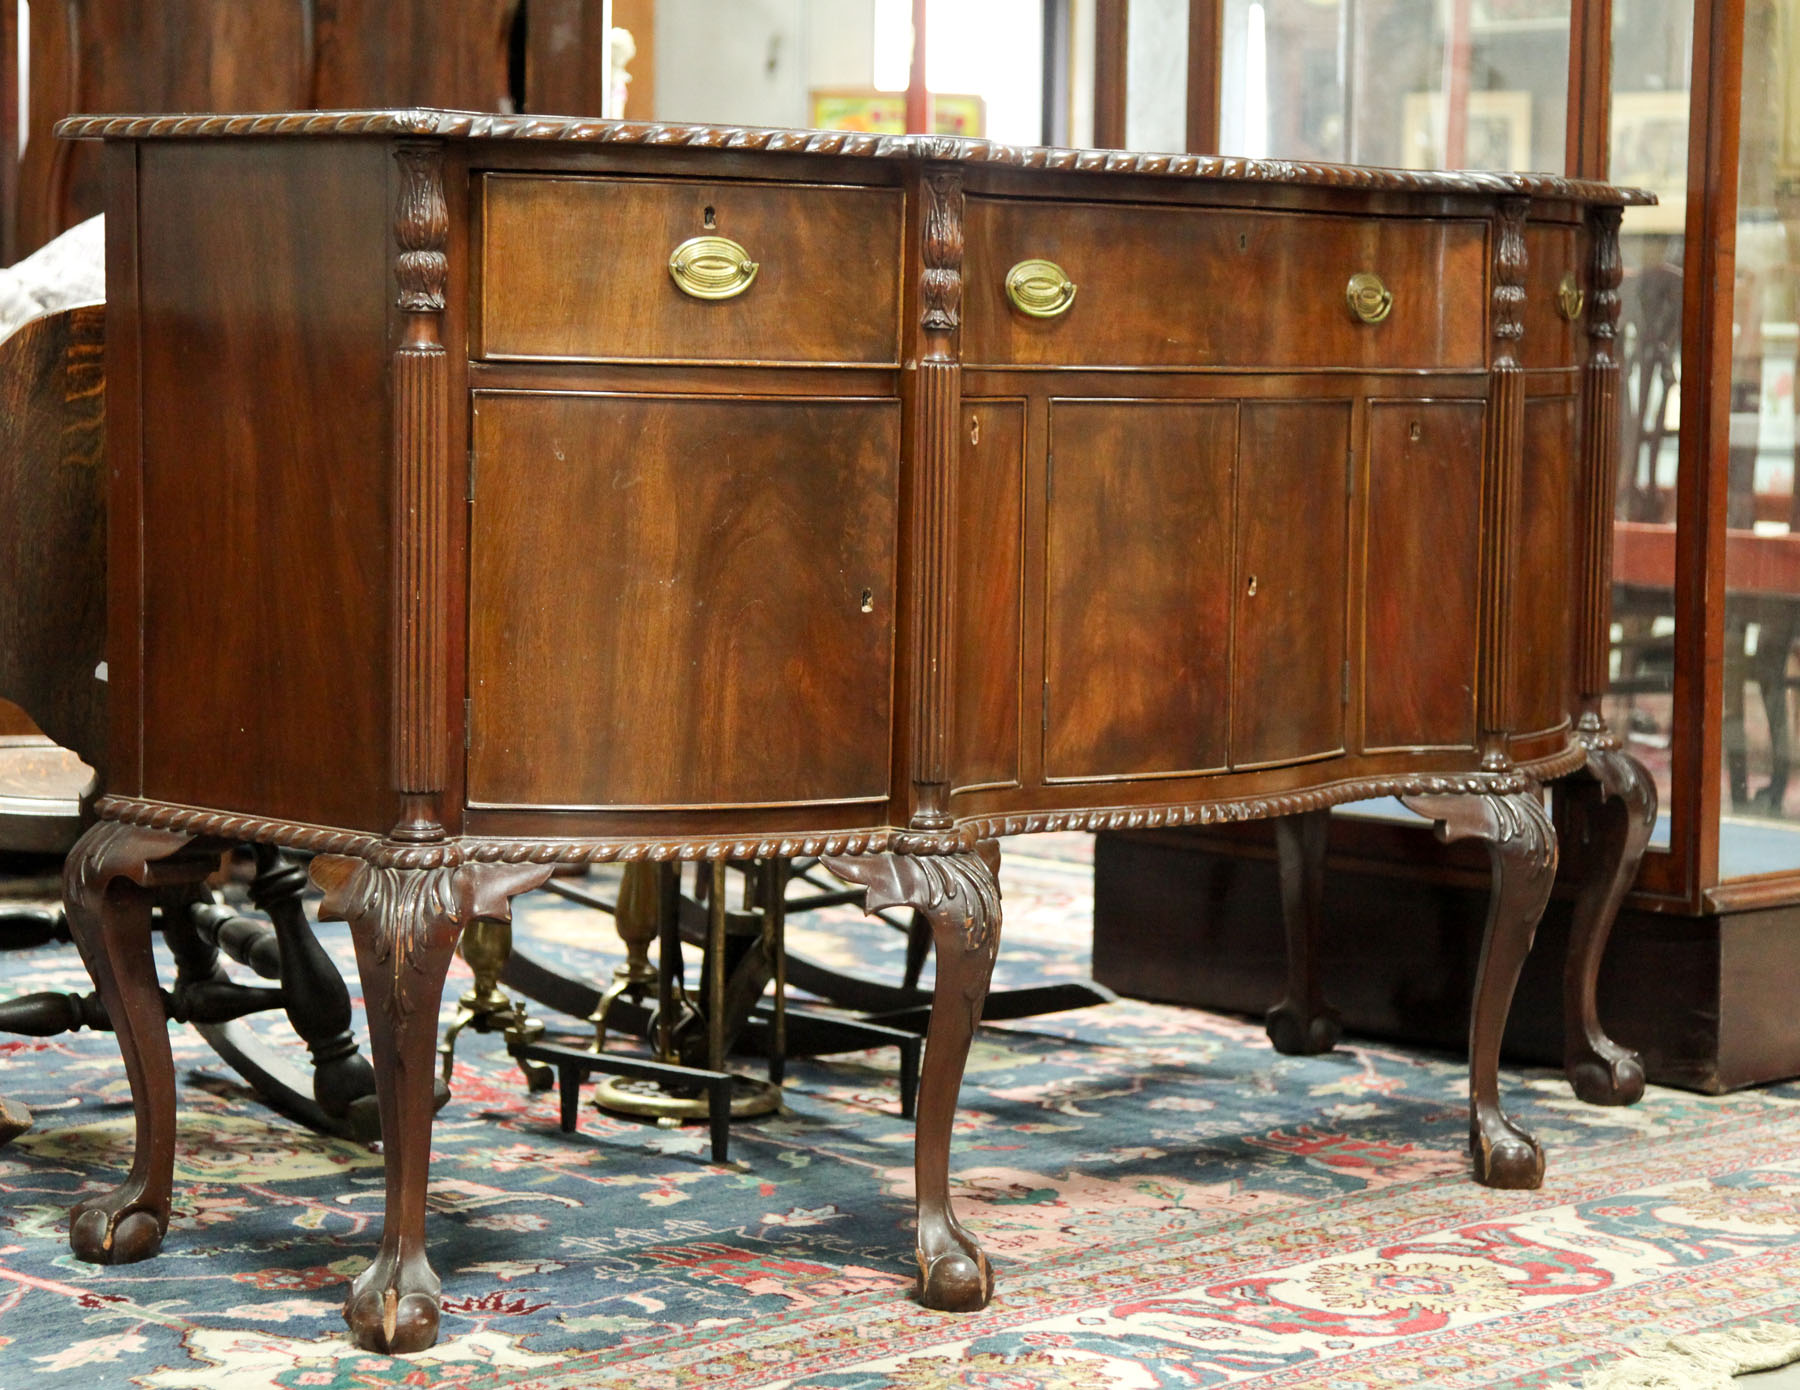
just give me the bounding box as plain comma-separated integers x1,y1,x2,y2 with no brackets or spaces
593,1072,780,1122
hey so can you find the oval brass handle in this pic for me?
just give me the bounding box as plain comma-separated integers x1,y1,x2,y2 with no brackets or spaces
668,235,759,301
1005,258,1077,318
1345,271,1392,325
1557,272,1585,322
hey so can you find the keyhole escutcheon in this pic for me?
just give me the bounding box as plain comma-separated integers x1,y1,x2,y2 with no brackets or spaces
1246,574,1259,597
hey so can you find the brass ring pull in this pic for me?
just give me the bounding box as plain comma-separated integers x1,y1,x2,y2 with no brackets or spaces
1557,272,1585,322
1005,258,1077,318
1345,271,1392,325
668,235,759,301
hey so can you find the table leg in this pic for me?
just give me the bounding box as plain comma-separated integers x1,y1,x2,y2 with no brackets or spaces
63,821,215,1265
1562,743,1655,1105
1401,790,1556,1190
1266,808,1340,1056
823,844,1002,1312
313,856,551,1354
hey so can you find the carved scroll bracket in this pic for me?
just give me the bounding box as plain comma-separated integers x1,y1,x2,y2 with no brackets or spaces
390,142,451,843
311,857,552,1026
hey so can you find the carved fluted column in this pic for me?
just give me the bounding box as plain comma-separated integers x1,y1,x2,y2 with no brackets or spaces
390,142,451,843
1574,204,1624,731
909,166,963,830
1478,195,1530,770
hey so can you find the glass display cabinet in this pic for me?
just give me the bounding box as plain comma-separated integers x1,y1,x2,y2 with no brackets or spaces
1090,0,1800,1092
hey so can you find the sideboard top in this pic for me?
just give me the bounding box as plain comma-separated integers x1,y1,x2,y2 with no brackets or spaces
56,108,1653,206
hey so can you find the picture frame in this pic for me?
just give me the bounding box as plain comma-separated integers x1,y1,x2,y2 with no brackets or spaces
1610,91,1691,234
808,89,987,138
1400,90,1533,172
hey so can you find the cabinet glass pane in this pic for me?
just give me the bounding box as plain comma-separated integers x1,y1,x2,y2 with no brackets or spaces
1717,0,1800,874
1126,0,1190,151
1219,0,1568,170
1603,0,1691,856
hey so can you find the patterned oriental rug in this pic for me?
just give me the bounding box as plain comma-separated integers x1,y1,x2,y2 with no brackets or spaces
1,834,1799,1389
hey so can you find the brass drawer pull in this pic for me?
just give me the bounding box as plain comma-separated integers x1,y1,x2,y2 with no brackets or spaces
1345,271,1392,324
1557,272,1585,321
1006,258,1077,318
668,235,760,300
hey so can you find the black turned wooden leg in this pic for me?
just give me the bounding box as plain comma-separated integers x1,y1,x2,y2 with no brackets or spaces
1266,808,1340,1056
1401,790,1556,1190
249,845,379,1125
314,856,552,1354
1562,745,1656,1106
823,844,1002,1313
63,822,217,1265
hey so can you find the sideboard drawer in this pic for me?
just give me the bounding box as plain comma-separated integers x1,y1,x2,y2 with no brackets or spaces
476,174,904,365
963,197,1489,370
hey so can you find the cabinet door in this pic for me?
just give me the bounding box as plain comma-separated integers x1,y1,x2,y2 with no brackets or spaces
954,400,1027,792
1514,395,1579,738
467,392,899,810
1232,401,1352,768
1363,399,1486,751
1043,400,1236,781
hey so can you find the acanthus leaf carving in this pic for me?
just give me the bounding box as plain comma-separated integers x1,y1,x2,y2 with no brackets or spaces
821,848,1001,954
921,168,964,335
393,144,449,313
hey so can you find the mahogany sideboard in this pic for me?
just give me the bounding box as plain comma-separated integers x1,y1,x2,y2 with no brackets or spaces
55,109,1650,1354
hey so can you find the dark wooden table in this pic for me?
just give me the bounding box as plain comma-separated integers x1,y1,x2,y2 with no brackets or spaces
55,109,1651,1353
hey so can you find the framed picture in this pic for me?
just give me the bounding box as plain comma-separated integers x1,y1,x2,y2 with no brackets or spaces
1470,0,1573,31
808,89,987,138
1400,90,1533,172
1611,91,1690,234
1780,0,1800,190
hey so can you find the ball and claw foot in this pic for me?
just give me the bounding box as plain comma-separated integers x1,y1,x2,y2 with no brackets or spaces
916,1218,994,1312
1265,1001,1342,1057
343,1246,441,1355
1568,1042,1646,1107
1470,1110,1545,1190
69,1194,166,1265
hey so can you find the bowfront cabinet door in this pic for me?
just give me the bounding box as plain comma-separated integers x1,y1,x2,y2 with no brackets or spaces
1043,400,1236,781
1232,400,1352,768
1514,395,1580,740
466,391,900,811
1363,398,1487,752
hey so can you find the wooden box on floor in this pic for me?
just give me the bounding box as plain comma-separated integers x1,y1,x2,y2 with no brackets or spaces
1094,822,1800,1094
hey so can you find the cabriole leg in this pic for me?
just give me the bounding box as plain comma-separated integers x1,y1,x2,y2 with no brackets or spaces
313,856,551,1354
1562,744,1655,1105
1266,808,1340,1056
1401,790,1556,1190
63,821,217,1264
823,844,1002,1312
